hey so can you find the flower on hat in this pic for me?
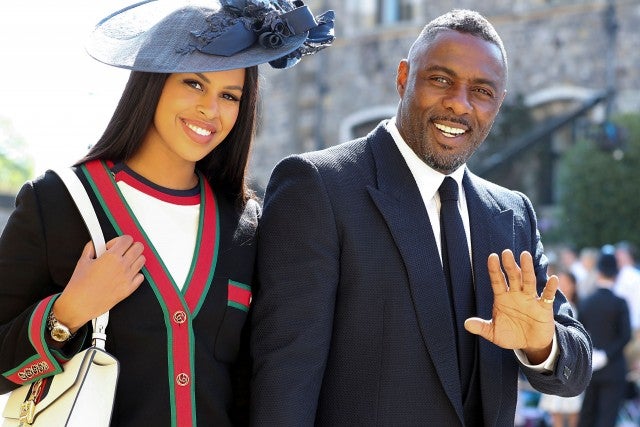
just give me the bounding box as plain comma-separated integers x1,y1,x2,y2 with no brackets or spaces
187,0,335,69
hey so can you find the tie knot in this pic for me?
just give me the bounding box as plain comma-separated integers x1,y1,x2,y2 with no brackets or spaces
439,176,459,202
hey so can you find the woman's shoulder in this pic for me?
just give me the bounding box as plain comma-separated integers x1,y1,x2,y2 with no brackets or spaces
15,169,68,202
31,166,83,187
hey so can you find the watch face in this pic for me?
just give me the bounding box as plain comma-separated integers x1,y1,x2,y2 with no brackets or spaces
51,325,71,342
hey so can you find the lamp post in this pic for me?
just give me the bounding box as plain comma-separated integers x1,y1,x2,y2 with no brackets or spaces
603,0,618,120
311,0,331,150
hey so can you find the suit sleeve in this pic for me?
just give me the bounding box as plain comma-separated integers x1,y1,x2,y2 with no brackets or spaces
251,155,340,426
515,192,593,397
0,178,85,393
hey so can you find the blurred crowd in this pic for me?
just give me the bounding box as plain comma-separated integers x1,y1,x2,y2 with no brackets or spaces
517,241,640,427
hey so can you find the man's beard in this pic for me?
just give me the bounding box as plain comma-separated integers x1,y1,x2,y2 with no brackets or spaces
422,144,473,174
405,120,484,174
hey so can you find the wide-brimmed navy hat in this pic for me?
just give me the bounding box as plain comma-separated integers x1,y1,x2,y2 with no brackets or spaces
86,0,335,72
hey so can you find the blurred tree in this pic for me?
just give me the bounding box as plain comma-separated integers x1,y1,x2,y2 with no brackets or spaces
0,117,33,193
469,94,535,172
554,112,640,249
468,94,538,195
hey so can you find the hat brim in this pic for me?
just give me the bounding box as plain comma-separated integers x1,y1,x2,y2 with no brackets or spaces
85,0,309,73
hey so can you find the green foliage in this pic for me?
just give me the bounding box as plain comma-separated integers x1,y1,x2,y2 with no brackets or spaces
554,113,640,249
0,117,33,193
489,93,536,144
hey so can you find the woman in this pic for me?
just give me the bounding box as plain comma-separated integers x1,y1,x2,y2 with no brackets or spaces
0,1,334,425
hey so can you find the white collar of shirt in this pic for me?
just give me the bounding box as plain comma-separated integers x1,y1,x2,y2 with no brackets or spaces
385,117,471,260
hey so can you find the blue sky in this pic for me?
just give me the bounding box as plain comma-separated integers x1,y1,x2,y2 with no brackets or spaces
0,1,133,176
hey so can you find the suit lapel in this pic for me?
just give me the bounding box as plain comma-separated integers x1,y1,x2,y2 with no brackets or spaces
464,172,515,425
366,125,464,418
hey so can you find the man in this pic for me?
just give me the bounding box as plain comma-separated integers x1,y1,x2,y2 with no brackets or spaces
251,9,592,426
614,241,640,330
578,246,631,427
612,240,640,395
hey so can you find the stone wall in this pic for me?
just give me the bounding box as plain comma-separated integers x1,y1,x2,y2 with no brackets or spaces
249,0,640,191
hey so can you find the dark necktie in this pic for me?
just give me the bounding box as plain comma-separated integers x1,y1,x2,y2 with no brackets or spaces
439,176,476,398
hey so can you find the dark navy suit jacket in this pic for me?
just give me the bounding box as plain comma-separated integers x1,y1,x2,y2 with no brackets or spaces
251,122,592,426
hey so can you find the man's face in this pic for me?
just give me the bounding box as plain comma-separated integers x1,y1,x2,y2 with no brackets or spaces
396,30,507,174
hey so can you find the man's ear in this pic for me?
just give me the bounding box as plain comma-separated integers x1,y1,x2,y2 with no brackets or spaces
396,59,409,97
498,89,507,108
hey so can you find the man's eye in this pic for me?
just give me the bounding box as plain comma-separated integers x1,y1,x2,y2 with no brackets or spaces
474,87,494,98
432,76,449,85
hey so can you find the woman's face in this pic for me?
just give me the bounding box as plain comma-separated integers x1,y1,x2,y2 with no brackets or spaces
144,69,246,166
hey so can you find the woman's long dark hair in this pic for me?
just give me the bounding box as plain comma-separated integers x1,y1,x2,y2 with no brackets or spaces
78,66,260,208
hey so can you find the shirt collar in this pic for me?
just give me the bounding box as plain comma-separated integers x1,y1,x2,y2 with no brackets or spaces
386,117,466,200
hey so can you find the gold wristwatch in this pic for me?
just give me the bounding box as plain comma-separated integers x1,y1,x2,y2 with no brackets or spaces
47,310,74,342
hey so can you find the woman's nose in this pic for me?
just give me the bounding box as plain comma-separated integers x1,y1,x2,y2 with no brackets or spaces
197,96,219,119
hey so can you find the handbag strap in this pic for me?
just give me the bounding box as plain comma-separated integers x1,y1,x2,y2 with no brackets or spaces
54,167,110,350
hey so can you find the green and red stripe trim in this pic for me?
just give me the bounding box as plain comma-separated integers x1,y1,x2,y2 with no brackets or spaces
82,160,219,427
3,297,61,384
227,281,251,312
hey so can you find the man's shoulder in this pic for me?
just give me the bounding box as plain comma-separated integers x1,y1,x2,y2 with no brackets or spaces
302,138,369,163
274,131,377,178
615,266,640,290
623,265,640,279
297,120,390,164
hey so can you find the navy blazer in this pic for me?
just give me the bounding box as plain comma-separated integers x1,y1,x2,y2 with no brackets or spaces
251,122,592,426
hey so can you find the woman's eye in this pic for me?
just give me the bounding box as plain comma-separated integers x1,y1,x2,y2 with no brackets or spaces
222,93,241,102
185,79,203,91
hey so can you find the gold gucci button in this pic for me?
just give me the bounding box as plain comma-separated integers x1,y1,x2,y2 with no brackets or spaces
176,373,190,386
173,311,187,324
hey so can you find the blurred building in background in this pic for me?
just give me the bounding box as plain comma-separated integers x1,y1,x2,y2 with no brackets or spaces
250,0,640,210
1,0,638,233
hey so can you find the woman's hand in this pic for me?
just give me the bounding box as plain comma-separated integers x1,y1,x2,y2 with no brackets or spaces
53,235,146,331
